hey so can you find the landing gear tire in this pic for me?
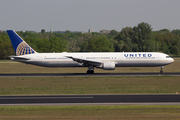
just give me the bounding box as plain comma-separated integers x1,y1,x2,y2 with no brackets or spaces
87,70,94,74
160,69,163,74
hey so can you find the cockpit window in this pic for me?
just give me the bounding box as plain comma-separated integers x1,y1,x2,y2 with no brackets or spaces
166,56,171,58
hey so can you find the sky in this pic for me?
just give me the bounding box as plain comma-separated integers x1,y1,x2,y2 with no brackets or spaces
1,0,180,32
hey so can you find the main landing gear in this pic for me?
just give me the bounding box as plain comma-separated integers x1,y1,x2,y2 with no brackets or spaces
87,70,94,74
87,65,94,74
160,66,164,74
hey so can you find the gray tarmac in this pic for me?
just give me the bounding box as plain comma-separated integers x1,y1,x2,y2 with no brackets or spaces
0,72,180,77
0,94,180,106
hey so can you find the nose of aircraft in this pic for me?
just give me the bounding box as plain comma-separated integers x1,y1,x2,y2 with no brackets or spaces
167,57,174,64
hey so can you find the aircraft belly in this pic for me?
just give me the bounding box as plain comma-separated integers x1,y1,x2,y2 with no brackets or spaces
115,60,168,67
27,61,83,67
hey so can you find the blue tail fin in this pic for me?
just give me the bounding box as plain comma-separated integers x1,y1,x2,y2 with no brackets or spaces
7,30,36,56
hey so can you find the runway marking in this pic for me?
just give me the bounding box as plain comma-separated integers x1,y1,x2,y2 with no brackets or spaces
0,97,94,99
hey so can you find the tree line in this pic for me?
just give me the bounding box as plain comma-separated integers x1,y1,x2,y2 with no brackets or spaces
0,22,180,59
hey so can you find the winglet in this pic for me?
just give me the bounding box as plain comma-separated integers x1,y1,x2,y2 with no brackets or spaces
7,30,36,56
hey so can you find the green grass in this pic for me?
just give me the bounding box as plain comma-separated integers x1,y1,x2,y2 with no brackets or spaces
0,76,180,95
0,105,180,120
0,58,180,73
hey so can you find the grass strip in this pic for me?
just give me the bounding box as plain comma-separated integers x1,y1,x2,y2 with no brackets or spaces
0,105,180,120
0,76,180,95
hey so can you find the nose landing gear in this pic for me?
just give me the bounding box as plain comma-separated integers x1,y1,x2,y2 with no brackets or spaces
160,66,164,74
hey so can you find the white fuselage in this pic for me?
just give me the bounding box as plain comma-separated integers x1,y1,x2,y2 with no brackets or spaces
11,52,174,68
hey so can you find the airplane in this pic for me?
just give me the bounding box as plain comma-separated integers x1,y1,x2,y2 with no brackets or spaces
7,30,174,74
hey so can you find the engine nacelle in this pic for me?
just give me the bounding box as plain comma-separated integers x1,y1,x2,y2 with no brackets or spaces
103,62,115,70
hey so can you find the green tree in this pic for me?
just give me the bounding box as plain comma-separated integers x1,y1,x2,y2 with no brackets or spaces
0,34,14,59
109,29,118,36
155,33,164,43
172,29,180,35
122,44,129,52
41,29,45,34
65,30,71,33
114,27,134,52
163,33,175,46
49,37,67,52
160,43,169,54
67,38,81,52
36,38,50,52
159,29,169,32
170,45,179,55
137,22,152,51
132,26,139,44
87,36,114,52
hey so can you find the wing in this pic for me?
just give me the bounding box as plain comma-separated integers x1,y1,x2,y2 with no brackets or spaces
9,55,30,60
66,56,102,66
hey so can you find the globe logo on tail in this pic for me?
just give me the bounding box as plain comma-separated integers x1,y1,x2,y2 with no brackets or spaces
16,42,35,56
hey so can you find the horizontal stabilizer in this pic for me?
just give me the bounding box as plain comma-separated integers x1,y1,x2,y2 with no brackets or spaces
10,55,30,60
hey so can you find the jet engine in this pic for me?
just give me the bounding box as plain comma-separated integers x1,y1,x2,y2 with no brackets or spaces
103,62,115,70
